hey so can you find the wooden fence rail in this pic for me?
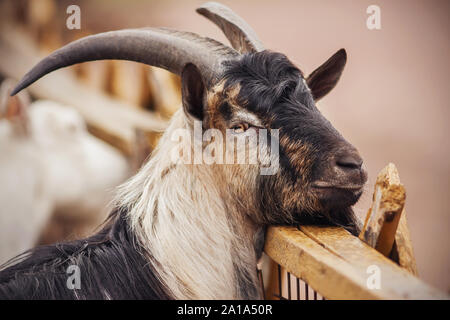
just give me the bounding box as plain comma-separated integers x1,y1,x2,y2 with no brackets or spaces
263,164,448,300
0,24,168,156
264,225,446,299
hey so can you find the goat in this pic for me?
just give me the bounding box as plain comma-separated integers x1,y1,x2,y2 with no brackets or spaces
0,79,129,264
0,2,367,299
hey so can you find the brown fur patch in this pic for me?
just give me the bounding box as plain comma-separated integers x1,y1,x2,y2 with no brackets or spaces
276,135,322,216
279,135,315,180
206,82,246,130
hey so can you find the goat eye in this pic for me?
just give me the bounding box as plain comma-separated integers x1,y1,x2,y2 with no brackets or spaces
231,123,249,133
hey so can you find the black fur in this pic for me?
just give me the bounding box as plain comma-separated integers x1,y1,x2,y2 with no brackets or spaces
222,51,361,234
222,51,344,182
0,209,170,299
222,51,342,154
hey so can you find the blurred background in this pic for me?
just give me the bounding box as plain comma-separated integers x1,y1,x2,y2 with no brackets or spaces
0,0,448,293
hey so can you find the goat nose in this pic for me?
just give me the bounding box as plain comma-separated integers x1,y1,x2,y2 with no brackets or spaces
335,153,363,171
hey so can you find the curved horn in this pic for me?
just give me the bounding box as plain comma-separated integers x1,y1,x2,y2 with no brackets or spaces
11,27,239,96
197,2,264,54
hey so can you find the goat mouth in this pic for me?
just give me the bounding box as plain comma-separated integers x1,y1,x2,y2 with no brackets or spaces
311,181,364,208
311,181,364,191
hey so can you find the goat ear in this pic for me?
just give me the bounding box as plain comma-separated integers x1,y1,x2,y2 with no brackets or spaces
306,49,347,101
0,80,30,121
181,63,206,121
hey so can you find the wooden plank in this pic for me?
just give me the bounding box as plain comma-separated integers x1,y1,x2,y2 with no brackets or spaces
261,255,280,300
0,24,167,155
265,226,448,300
300,225,445,299
108,61,152,108
359,162,418,275
359,163,406,256
147,67,181,118
74,60,111,93
265,226,386,299
391,213,419,275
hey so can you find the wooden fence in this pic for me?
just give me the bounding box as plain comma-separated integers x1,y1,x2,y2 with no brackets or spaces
0,6,447,299
263,164,448,300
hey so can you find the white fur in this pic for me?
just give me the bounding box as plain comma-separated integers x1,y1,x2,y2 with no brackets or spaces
115,110,260,299
0,100,129,263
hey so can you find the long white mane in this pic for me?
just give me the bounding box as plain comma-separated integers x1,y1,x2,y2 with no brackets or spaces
114,110,259,299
